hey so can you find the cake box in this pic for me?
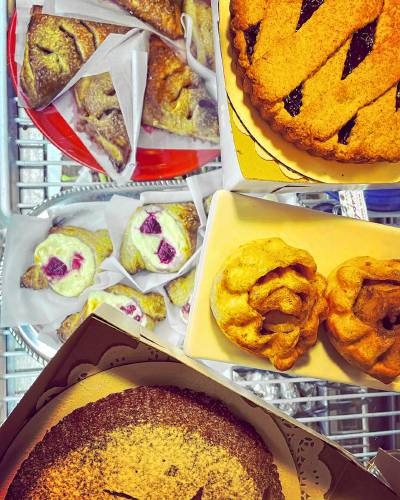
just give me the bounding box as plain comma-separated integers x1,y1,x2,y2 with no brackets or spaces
213,0,400,192
185,190,400,392
0,305,397,498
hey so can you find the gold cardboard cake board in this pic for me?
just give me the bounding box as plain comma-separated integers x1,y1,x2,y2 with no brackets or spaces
219,0,400,184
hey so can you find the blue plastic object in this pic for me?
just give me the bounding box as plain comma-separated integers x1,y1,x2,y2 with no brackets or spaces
327,191,400,212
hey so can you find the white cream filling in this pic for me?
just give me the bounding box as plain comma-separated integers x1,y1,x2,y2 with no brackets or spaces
34,234,96,297
127,206,189,272
86,291,148,327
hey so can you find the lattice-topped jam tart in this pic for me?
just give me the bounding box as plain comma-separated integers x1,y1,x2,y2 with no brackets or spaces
230,0,400,163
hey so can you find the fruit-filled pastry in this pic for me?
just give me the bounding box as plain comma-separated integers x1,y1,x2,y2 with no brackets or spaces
21,226,113,297
20,6,129,109
74,73,131,173
120,203,200,274
326,256,400,384
165,268,196,323
183,0,215,70
58,284,166,341
111,0,183,39
142,36,219,144
211,238,327,370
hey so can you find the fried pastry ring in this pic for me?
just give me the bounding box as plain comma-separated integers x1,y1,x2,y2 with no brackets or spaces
326,256,400,384
211,238,327,370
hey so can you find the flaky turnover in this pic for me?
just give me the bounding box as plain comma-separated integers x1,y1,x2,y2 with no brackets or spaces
211,238,327,370
21,226,113,297
326,256,400,384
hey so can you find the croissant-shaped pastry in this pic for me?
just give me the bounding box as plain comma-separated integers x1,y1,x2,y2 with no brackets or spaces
74,73,131,173
211,238,327,370
120,203,200,274
21,226,113,297
165,268,196,323
142,36,219,144
326,256,400,384
20,7,129,109
111,0,183,39
58,284,166,341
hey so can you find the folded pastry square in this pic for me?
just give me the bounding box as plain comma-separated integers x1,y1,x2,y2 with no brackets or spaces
326,256,400,384
74,73,131,173
211,238,327,370
21,226,113,297
183,0,215,70
142,36,219,144
120,203,200,274
111,0,183,39
165,268,196,323
58,284,166,341
20,7,129,109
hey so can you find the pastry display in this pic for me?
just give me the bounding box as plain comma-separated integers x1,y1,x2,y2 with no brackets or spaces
74,73,131,173
58,284,166,341
183,0,215,70
211,238,327,370
165,268,196,323
21,226,113,297
7,386,283,499
142,36,219,144
20,7,129,109
111,0,183,39
230,0,400,163
326,256,400,384
120,203,200,274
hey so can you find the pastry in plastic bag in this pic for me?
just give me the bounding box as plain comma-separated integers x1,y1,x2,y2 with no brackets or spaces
120,203,199,274
326,256,400,383
211,238,327,370
21,226,113,297
58,284,166,341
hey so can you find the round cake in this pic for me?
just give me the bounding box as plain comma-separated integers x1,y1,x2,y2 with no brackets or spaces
7,386,284,499
230,0,400,163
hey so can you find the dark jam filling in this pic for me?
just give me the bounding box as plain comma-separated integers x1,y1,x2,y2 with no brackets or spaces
71,252,84,271
342,19,377,80
120,304,137,315
396,82,400,111
382,314,400,331
296,0,324,31
140,214,162,235
338,115,357,145
244,22,260,62
284,84,303,117
42,257,68,279
157,240,176,264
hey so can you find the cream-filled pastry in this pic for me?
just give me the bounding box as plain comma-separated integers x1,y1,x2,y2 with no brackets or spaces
165,268,196,324
120,203,200,274
21,226,113,297
58,284,166,341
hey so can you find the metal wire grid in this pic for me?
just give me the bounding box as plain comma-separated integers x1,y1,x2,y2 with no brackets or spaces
1,4,400,465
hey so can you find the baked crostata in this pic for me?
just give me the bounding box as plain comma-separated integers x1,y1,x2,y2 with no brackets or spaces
74,73,131,173
20,6,129,109
231,0,400,162
142,36,219,144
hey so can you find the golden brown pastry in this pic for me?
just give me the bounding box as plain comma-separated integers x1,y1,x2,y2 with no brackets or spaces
58,284,166,341
165,268,196,322
326,256,400,384
211,238,327,370
111,0,183,39
21,226,113,297
20,6,129,109
74,73,131,173
120,203,200,274
183,0,215,70
142,36,219,144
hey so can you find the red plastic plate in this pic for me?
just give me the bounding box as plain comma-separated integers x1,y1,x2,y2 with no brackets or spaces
7,11,219,181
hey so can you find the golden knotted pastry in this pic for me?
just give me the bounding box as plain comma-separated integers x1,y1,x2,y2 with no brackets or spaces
58,284,166,341
211,238,327,370
326,257,400,384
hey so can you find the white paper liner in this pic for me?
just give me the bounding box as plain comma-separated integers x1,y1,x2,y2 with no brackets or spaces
53,31,149,183
187,169,223,228
103,193,203,293
0,203,124,328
